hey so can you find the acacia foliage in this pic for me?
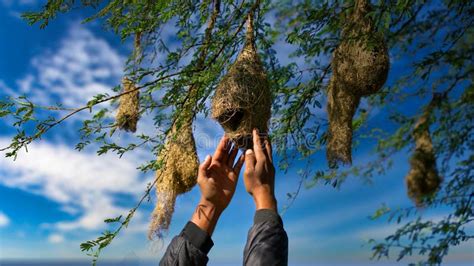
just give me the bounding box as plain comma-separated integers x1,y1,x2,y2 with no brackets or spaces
0,0,472,265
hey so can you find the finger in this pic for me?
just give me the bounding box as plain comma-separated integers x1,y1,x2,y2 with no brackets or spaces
233,153,245,175
198,155,212,180
264,137,273,163
213,135,230,163
228,143,238,167
245,149,256,170
252,129,265,162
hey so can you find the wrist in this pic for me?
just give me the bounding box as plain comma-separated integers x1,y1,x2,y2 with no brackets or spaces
252,189,277,211
190,198,222,236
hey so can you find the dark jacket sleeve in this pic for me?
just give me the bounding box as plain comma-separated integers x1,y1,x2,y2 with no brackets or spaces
160,221,214,266
243,209,289,266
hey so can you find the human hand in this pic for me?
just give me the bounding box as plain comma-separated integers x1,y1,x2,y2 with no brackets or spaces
191,135,244,235
243,129,277,211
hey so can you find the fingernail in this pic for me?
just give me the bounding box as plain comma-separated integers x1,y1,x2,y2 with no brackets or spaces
246,149,253,155
205,155,211,160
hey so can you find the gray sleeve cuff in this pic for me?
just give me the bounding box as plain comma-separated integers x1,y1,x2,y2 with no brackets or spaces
181,221,214,254
254,209,283,225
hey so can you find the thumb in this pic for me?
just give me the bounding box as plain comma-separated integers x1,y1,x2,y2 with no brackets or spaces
199,155,212,177
245,149,256,170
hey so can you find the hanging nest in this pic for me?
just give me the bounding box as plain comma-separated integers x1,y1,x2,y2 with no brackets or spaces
326,0,389,167
148,123,199,240
211,13,271,149
115,77,140,132
115,33,143,133
405,113,442,206
332,0,389,97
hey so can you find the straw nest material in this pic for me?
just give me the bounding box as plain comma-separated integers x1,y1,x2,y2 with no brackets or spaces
211,13,271,149
115,77,140,132
326,0,389,167
332,0,389,97
405,113,442,206
148,123,199,239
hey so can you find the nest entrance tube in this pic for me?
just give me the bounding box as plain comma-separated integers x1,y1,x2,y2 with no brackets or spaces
217,108,245,132
326,80,360,166
211,11,271,149
325,0,389,167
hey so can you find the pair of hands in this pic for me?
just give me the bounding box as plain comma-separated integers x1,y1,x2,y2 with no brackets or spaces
191,129,276,235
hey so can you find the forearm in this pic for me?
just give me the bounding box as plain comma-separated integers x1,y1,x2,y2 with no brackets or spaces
252,189,277,211
190,198,223,236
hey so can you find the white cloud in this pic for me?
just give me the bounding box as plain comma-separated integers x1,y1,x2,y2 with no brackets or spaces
0,80,17,97
285,202,374,237
355,212,470,242
193,114,225,156
0,22,210,237
356,223,400,240
1,0,38,5
14,24,124,108
48,233,65,244
0,137,150,232
1,0,41,15
0,211,10,227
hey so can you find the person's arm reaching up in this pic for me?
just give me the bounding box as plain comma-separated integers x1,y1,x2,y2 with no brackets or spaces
243,129,288,266
160,136,244,266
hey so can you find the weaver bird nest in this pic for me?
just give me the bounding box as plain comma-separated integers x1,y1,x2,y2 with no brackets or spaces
148,123,199,239
211,13,271,149
406,113,442,206
326,0,389,167
115,77,140,132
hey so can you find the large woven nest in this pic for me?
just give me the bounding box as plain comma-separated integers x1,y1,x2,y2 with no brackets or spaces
326,0,389,166
406,114,442,206
332,0,389,96
211,14,271,149
115,77,140,132
148,123,199,239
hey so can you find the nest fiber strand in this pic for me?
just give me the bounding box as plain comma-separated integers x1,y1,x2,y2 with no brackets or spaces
149,190,176,239
211,13,271,149
326,0,389,166
148,124,199,239
406,113,442,206
115,77,140,132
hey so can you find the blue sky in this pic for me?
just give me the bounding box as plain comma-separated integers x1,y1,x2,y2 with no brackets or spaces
0,1,473,265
